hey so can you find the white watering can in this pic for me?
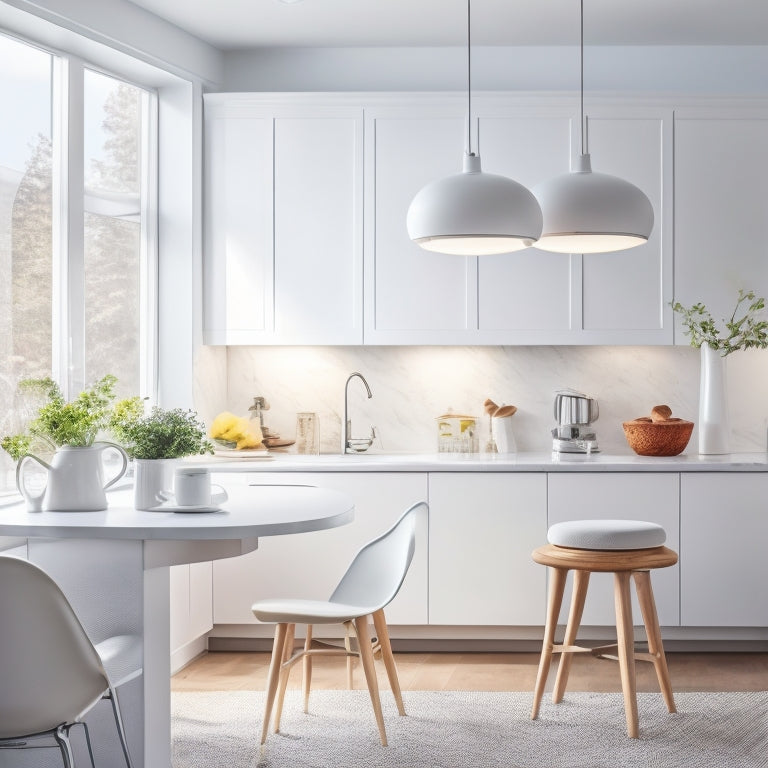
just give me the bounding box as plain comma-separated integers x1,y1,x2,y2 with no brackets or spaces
17,442,128,512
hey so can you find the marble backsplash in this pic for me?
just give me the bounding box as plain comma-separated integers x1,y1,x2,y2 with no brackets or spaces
193,345,768,456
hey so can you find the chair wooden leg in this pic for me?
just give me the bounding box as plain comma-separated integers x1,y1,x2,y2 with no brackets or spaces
343,620,355,689
531,566,568,720
261,623,288,744
372,608,405,716
633,570,676,713
614,571,639,738
553,569,590,704
302,624,313,713
273,623,296,733
354,616,388,746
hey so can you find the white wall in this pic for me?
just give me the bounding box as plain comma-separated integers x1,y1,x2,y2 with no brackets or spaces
194,345,768,456
222,45,768,94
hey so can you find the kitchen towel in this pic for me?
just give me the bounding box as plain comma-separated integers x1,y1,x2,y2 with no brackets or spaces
172,689,768,768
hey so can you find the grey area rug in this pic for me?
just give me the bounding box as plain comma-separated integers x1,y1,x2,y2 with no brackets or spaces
172,689,768,768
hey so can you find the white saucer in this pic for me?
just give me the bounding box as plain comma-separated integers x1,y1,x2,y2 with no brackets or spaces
149,502,223,513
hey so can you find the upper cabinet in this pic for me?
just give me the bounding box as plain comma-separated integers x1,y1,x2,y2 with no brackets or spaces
205,93,768,348
364,97,672,345
673,106,768,340
203,96,364,345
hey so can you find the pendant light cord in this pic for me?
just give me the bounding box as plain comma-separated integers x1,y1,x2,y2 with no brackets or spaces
580,0,586,155
466,0,473,156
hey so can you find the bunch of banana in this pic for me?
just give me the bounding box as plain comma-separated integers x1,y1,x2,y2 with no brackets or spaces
209,411,263,450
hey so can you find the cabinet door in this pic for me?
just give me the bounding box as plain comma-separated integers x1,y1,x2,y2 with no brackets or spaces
272,111,363,344
364,103,479,344
547,473,680,627
674,111,768,337
203,104,273,343
170,562,213,663
203,97,363,345
212,472,428,628
680,473,768,626
579,108,673,344
428,473,547,625
476,110,575,342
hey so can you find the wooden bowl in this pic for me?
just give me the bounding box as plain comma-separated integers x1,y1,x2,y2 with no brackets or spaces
622,417,694,456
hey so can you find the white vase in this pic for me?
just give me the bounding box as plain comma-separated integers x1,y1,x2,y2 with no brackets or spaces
698,344,730,455
133,458,177,510
492,417,517,454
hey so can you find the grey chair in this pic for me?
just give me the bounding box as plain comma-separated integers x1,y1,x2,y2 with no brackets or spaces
0,555,138,767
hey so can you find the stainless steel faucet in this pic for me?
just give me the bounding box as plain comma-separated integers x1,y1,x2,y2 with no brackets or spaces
342,372,373,454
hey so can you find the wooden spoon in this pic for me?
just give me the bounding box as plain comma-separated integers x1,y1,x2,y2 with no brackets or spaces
494,404,517,418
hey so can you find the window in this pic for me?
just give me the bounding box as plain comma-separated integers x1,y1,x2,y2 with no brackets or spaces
0,32,157,492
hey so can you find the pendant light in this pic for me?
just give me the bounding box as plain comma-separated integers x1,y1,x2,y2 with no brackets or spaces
406,0,542,255
532,0,653,254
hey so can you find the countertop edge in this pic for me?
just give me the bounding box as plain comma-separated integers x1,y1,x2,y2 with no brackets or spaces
201,451,768,473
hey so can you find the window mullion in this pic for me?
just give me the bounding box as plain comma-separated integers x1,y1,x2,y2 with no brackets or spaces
53,56,86,399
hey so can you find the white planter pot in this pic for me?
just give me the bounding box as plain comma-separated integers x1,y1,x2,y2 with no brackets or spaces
133,458,177,510
698,344,730,455
492,417,517,454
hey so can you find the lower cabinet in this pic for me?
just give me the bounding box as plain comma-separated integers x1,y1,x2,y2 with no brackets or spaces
212,472,429,626
547,473,680,627
170,562,213,668
428,473,547,625
680,473,768,627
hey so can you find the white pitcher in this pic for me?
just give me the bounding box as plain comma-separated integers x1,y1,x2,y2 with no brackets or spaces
17,442,128,512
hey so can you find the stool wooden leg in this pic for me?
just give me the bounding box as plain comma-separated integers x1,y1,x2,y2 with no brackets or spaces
261,622,288,744
273,622,296,733
354,616,388,746
302,624,313,713
633,570,676,713
553,569,590,704
373,608,406,716
531,566,568,720
614,571,639,738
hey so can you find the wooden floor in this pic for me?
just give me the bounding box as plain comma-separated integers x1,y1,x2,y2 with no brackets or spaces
172,650,768,693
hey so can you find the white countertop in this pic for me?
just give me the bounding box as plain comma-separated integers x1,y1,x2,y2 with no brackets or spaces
200,450,768,473
0,484,354,540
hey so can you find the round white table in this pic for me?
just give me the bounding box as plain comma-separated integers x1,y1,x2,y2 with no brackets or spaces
0,483,354,768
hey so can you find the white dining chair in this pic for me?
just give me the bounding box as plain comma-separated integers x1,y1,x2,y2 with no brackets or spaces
0,555,139,767
252,500,427,747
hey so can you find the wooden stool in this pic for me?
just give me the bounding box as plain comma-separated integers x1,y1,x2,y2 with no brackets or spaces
530,519,678,738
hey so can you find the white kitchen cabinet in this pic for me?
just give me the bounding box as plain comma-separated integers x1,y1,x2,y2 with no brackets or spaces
547,473,680,627
578,107,673,344
364,97,672,345
212,472,428,629
203,95,363,345
673,109,768,340
680,473,768,627
169,562,213,672
363,101,478,344
428,472,547,625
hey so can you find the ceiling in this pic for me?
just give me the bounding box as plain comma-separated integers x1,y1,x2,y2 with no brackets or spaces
127,0,768,50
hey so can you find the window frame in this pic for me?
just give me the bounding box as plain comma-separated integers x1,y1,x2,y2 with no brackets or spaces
0,16,201,410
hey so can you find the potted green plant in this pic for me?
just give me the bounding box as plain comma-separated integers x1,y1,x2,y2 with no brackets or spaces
0,375,128,511
671,289,768,455
109,397,213,510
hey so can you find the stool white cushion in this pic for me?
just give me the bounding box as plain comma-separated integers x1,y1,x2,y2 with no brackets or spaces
548,519,666,550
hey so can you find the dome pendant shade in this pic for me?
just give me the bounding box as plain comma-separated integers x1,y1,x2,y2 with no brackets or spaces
533,154,654,255
407,154,543,255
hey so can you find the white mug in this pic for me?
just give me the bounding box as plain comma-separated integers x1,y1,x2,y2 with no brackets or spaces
174,467,228,507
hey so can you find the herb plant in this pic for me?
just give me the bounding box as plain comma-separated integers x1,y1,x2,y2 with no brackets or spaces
671,289,768,357
109,397,214,460
0,375,118,461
